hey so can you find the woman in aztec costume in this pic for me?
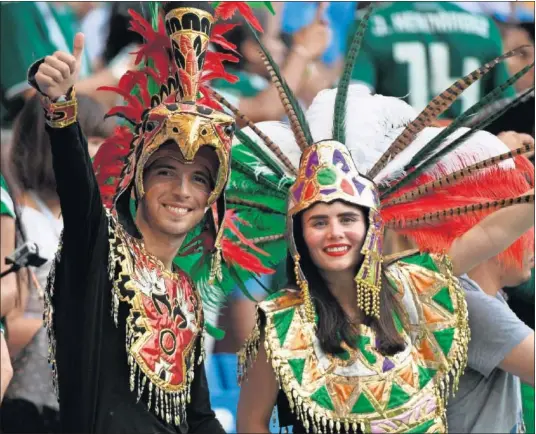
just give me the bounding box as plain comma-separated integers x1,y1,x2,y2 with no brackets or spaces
26,1,274,432
216,9,533,434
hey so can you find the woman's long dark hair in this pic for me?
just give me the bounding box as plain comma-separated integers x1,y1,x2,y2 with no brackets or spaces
287,203,406,356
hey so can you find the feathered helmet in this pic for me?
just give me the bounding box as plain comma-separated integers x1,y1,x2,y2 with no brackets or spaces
211,6,535,327
94,1,266,280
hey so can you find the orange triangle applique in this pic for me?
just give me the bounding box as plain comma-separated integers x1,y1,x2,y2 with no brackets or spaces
305,355,324,383
398,364,416,388
331,382,357,407
367,380,387,404
290,328,309,351
422,303,446,324
410,272,436,294
418,337,437,363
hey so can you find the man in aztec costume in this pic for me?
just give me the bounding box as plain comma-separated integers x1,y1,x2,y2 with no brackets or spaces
27,1,276,432
31,1,534,433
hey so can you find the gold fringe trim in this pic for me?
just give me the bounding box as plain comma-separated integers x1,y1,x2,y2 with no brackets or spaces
435,254,470,405
237,309,261,386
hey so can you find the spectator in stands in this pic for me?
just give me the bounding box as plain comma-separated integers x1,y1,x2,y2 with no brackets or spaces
0,2,134,127
350,1,515,118
212,4,331,123
499,21,535,92
446,132,535,434
0,94,113,431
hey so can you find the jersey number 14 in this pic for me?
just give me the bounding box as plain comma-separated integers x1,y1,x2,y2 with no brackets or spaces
393,41,481,114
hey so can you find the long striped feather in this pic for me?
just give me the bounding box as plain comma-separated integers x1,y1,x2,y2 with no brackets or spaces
367,46,531,178
248,23,314,149
386,194,534,229
404,62,534,171
332,5,374,144
211,89,298,175
383,142,535,207
380,85,535,198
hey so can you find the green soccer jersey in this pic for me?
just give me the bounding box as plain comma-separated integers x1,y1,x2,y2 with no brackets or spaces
212,69,269,107
0,1,91,126
350,2,515,119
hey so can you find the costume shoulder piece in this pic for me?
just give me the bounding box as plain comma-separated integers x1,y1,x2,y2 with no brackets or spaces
107,212,204,424
240,287,450,433
385,252,469,400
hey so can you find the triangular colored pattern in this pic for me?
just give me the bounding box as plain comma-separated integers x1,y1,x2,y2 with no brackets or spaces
409,272,437,295
406,419,437,433
288,358,306,385
432,328,455,357
305,354,324,384
398,364,416,389
273,308,296,346
417,337,437,363
331,382,357,408
357,335,377,365
422,303,447,324
351,391,376,414
417,365,437,390
367,380,387,403
401,253,439,273
386,383,412,410
431,286,455,313
289,328,308,351
265,289,287,301
393,311,405,333
310,385,335,411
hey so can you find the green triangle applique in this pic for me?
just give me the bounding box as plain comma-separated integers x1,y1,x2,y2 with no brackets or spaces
310,385,335,411
393,311,405,333
433,327,455,356
386,383,411,410
431,287,454,313
288,358,306,385
357,335,377,365
401,253,439,273
273,308,296,346
406,419,436,433
417,365,437,390
351,392,376,414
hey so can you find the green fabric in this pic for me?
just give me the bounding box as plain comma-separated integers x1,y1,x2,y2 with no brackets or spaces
432,286,455,313
0,173,15,218
288,358,306,385
386,383,412,410
400,252,439,273
351,392,376,414
357,335,377,365
392,311,404,333
273,308,295,346
1,2,91,125
317,168,337,186
433,327,455,356
406,419,436,433
417,365,436,390
349,2,515,119
522,383,535,434
310,385,335,411
212,70,269,102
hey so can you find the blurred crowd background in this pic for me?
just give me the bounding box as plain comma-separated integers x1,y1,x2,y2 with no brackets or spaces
0,1,534,433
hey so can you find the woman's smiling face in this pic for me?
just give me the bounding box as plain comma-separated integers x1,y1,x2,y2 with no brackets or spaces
301,201,368,274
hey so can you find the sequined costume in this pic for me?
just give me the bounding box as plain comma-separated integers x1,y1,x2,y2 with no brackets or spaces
25,2,268,432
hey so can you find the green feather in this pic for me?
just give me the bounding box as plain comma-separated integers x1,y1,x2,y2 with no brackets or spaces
404,61,534,171
332,5,374,144
248,23,314,146
380,86,535,198
235,129,285,179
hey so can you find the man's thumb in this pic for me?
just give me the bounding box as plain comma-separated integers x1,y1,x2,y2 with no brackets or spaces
72,32,85,62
